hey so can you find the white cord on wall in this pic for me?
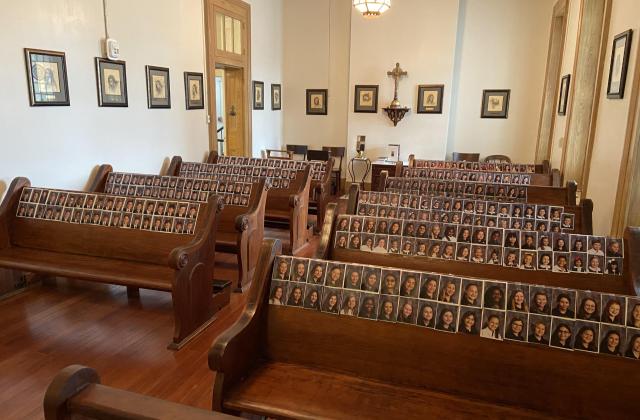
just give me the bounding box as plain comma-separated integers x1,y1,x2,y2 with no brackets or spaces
102,0,110,39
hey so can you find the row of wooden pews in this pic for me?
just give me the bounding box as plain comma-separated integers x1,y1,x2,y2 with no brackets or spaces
208,208,640,419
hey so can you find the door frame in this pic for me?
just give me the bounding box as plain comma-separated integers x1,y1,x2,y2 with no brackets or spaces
204,0,252,156
535,0,568,164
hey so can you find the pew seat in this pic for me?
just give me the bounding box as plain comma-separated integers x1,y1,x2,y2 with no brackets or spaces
0,247,174,291
0,177,223,349
221,361,542,420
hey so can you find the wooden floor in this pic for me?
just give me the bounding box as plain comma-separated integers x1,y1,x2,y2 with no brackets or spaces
0,227,319,419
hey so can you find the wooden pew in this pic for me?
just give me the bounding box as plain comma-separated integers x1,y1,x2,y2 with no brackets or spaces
316,203,639,296
44,365,238,420
89,165,269,293
408,155,560,187
168,156,313,254
209,237,640,419
379,170,580,206
0,177,223,349
185,151,334,234
348,182,593,235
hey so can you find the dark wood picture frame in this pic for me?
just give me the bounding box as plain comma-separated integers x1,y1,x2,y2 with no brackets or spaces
354,85,378,113
417,84,444,114
145,65,171,109
95,57,128,107
271,84,281,110
184,72,204,110
253,81,264,110
607,29,633,99
306,89,328,115
558,74,570,115
481,89,510,119
24,48,70,106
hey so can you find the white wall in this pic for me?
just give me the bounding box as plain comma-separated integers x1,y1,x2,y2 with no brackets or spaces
0,0,284,201
246,0,284,156
586,0,640,235
447,0,554,161
0,0,209,200
347,0,459,162
281,0,555,182
282,0,350,151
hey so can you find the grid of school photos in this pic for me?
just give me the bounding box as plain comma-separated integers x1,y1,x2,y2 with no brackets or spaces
16,187,199,234
357,192,576,233
105,172,252,206
178,157,328,183
384,177,529,201
411,159,536,173
270,256,640,360
401,167,532,185
334,215,623,276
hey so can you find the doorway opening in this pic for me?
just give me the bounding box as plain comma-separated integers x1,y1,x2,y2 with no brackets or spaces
215,65,246,156
204,0,251,157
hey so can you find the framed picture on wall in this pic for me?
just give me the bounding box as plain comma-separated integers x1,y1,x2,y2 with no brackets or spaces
417,84,444,114
145,65,171,108
558,74,570,115
306,89,328,115
24,48,70,106
607,29,633,99
184,72,204,110
271,84,281,110
481,89,510,119
95,58,128,107
253,81,264,110
354,85,378,113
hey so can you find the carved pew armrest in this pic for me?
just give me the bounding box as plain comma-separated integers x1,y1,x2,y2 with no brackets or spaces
169,195,224,270
209,240,281,399
0,177,31,249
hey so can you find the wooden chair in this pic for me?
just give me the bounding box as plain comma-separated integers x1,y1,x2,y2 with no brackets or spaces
323,146,346,195
452,152,480,162
307,149,330,162
262,149,293,160
484,154,512,163
92,163,269,293
286,144,308,160
210,235,640,419
0,177,223,349
44,365,237,420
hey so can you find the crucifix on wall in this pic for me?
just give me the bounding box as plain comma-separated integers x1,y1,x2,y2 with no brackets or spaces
383,62,410,126
387,62,407,108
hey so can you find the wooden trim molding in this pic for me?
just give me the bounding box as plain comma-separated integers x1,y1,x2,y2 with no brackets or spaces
612,35,640,236
535,0,569,164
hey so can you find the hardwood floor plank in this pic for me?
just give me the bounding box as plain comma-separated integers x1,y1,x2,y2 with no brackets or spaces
0,226,319,419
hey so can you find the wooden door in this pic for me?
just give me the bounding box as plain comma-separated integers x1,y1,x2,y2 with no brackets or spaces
204,0,251,156
224,67,245,156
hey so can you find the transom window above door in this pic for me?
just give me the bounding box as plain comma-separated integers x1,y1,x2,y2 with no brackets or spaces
215,12,243,55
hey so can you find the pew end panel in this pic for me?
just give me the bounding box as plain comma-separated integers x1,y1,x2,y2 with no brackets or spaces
309,157,335,234
209,239,282,412
207,150,219,163
624,226,640,296
168,194,224,349
44,365,237,420
86,164,113,193
166,155,183,176
265,166,312,254
218,178,270,292
314,202,337,260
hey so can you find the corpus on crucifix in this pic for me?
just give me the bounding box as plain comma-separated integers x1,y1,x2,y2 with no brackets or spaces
387,62,407,108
